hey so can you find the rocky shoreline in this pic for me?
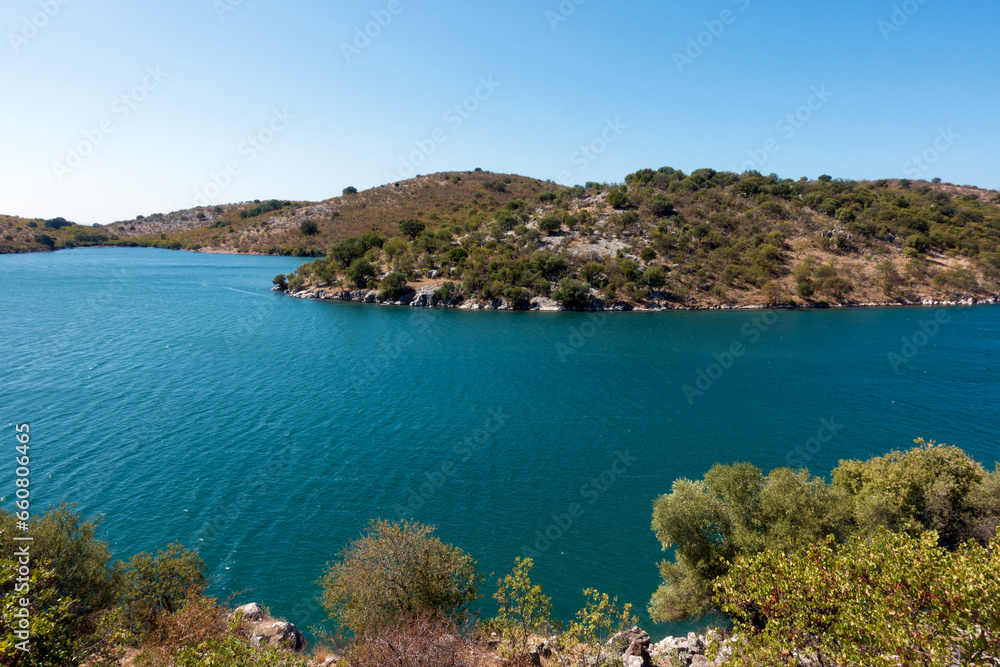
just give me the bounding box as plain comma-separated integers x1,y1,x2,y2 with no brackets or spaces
277,283,1000,312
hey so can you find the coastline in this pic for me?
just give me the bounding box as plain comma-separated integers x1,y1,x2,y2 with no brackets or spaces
279,282,1000,312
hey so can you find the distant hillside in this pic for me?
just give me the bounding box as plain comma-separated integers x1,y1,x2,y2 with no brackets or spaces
4,167,1000,309
276,169,1000,310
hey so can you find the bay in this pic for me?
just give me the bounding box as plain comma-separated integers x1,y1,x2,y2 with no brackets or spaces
2,247,998,641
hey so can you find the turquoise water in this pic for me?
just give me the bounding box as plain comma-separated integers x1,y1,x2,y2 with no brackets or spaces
2,247,999,641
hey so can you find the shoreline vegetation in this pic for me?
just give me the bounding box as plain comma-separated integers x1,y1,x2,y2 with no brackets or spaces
3,167,1000,313
3,440,998,666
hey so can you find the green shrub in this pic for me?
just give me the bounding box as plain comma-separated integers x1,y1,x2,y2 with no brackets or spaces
378,272,410,301
606,189,628,209
491,558,552,662
716,528,1000,667
317,519,482,635
299,220,319,236
551,279,591,309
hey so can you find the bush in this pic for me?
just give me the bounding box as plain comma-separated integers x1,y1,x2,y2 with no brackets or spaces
551,279,591,309
344,259,377,288
378,272,410,301
716,528,1000,667
317,519,482,635
502,287,531,309
273,274,287,288
339,614,470,667
119,543,205,636
538,215,562,234
649,464,852,622
342,186,358,195
491,558,552,662
299,220,319,236
559,589,637,667
434,282,458,303
606,189,628,209
399,219,426,240
644,195,674,218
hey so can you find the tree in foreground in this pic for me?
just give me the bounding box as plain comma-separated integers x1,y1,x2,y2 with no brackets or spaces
560,589,637,667
715,528,1000,666
490,558,552,663
648,441,1000,623
317,519,482,636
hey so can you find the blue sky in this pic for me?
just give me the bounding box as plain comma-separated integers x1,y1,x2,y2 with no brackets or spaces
2,0,998,224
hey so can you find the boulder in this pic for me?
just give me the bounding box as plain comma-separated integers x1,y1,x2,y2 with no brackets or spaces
530,297,562,311
257,620,306,651
235,602,266,621
622,639,653,667
410,284,438,308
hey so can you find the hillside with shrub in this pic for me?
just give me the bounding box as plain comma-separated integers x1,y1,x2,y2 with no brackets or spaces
4,168,1000,309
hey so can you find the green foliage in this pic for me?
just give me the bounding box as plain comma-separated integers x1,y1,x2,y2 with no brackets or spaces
502,286,531,309
644,194,675,218
716,528,1000,666
118,543,205,636
0,561,84,666
0,504,118,615
606,189,628,209
538,215,562,234
551,279,591,309
272,274,287,287
33,233,55,248
832,439,999,546
649,464,852,622
434,282,458,303
329,232,387,269
560,589,637,667
399,219,426,240
344,258,377,288
378,272,410,300
342,186,358,195
172,635,309,666
491,558,552,662
299,220,319,236
317,519,482,635
651,441,1000,624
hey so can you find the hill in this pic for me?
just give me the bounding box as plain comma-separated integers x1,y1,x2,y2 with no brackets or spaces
4,167,1000,309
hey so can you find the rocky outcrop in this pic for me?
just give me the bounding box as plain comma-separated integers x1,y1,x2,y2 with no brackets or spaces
235,602,266,621
231,602,307,653
249,619,307,652
650,631,733,667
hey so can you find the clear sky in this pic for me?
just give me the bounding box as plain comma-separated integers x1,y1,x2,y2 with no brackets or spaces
2,0,998,224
